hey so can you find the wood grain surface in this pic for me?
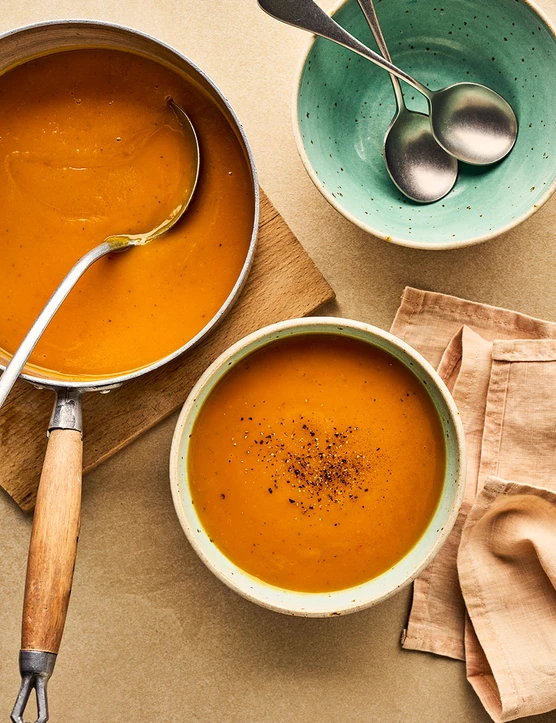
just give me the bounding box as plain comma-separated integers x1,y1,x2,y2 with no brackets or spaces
0,190,335,512
22,429,82,653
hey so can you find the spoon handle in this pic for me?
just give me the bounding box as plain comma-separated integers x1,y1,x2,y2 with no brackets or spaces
0,240,113,409
258,0,430,98
356,0,405,110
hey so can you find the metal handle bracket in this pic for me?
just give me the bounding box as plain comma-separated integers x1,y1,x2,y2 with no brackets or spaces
11,650,56,723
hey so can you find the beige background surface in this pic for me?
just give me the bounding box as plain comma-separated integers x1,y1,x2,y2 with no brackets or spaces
1,0,555,721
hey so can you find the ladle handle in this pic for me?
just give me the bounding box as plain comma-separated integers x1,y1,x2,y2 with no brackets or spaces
257,0,430,97
0,240,113,411
21,426,83,655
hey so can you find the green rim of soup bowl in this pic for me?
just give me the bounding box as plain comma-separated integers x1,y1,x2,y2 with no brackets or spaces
293,0,556,249
170,318,466,617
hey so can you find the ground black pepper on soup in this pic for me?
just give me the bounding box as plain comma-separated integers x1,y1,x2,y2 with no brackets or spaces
188,333,446,593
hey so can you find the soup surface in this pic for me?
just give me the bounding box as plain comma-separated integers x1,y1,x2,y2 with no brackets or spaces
0,49,254,377
188,334,446,593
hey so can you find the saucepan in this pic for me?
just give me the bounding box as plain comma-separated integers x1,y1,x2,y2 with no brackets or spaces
0,20,258,722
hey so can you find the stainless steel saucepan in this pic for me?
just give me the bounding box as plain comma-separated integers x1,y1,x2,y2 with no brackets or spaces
0,21,259,723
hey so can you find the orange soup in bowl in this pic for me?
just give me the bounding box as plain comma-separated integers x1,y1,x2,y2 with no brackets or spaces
188,333,446,593
0,48,255,377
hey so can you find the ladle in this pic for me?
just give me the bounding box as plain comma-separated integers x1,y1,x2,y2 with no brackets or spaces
258,0,518,165
8,97,199,723
0,99,199,414
357,0,457,202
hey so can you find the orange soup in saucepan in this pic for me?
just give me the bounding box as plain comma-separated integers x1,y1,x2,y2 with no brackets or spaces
188,334,446,593
0,49,254,377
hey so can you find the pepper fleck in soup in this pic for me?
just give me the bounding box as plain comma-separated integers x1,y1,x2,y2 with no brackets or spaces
0,49,254,377
188,334,446,593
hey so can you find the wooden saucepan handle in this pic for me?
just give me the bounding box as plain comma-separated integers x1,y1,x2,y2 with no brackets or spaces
21,428,83,654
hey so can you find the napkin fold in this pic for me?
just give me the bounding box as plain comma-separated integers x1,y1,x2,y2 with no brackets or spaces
391,288,556,722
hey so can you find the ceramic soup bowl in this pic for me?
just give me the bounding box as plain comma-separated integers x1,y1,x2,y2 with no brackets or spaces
295,0,556,249
170,318,465,616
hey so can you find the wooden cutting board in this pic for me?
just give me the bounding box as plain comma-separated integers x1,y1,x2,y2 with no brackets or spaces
0,190,335,512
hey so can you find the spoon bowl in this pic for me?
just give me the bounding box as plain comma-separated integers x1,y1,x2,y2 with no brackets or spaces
384,108,459,203
430,82,518,165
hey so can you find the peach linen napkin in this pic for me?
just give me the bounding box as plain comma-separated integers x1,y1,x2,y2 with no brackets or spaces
390,287,556,723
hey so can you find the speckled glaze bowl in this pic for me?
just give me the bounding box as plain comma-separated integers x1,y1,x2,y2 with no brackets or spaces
294,0,556,249
170,318,465,616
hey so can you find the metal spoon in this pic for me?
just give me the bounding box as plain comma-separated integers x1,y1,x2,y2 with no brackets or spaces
258,0,518,165
0,98,199,414
357,0,457,202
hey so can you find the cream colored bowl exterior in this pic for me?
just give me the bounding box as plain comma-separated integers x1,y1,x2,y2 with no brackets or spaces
170,318,465,617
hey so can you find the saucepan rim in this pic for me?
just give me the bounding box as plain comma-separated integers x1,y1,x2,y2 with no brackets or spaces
0,18,259,391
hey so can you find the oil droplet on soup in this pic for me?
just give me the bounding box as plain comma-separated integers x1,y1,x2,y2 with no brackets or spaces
188,334,446,593
0,49,254,376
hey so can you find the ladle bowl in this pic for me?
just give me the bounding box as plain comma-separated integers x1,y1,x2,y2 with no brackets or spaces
0,98,200,411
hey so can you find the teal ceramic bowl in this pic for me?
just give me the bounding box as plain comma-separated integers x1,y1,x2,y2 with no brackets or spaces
294,0,556,249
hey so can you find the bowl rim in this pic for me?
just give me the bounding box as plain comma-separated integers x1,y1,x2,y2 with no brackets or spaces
292,0,556,250
169,317,466,617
